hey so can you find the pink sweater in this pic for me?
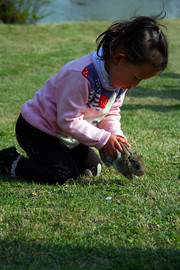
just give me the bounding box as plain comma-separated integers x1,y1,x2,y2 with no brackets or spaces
21,52,126,150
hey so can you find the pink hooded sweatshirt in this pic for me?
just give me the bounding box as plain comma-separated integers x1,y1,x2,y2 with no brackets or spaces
21,51,126,150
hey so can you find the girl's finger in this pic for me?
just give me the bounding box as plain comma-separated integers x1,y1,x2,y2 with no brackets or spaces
117,136,131,148
110,149,118,159
115,141,123,153
124,141,131,148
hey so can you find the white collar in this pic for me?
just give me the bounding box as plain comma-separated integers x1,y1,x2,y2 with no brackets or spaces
93,49,116,90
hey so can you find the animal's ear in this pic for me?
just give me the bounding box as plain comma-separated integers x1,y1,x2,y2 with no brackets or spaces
124,143,133,155
128,153,133,162
120,142,130,156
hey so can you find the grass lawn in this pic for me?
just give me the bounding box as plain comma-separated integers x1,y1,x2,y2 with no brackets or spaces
0,19,180,269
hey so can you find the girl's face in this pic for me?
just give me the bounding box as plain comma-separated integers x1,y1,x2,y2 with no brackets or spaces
106,54,160,89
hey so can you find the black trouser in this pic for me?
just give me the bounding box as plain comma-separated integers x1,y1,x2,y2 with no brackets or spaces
15,114,101,184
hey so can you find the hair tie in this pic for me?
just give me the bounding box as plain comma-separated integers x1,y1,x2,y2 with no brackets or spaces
158,29,161,33
122,30,125,34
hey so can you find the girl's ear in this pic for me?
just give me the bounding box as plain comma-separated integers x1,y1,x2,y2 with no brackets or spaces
113,53,126,65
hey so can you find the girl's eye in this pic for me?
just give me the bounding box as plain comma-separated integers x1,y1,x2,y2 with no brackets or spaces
134,76,141,82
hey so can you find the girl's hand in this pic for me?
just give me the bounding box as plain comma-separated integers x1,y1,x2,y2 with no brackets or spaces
102,135,131,159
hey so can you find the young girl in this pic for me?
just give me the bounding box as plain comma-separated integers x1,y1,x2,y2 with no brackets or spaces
0,16,168,185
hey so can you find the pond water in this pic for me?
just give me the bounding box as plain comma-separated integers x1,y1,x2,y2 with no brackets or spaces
39,0,180,23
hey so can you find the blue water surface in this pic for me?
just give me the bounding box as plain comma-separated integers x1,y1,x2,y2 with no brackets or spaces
39,0,180,23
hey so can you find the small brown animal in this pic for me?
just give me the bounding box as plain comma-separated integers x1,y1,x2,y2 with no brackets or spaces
99,142,146,180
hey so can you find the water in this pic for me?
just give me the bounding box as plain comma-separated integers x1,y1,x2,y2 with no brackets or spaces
39,0,180,23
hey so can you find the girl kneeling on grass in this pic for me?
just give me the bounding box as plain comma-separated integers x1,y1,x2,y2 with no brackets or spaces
0,15,168,184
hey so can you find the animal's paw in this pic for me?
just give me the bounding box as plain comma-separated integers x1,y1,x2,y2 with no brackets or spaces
124,173,133,180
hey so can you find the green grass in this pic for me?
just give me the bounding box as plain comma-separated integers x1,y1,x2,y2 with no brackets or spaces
0,19,180,269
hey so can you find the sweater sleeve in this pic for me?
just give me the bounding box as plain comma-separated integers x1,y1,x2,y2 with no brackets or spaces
97,93,126,139
55,71,111,149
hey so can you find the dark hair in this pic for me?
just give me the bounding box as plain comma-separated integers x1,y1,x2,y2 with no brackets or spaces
96,15,168,70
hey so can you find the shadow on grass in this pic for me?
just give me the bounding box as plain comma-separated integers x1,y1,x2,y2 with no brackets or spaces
158,72,180,80
0,240,179,270
0,174,126,188
123,103,180,112
126,86,180,101
126,71,180,102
